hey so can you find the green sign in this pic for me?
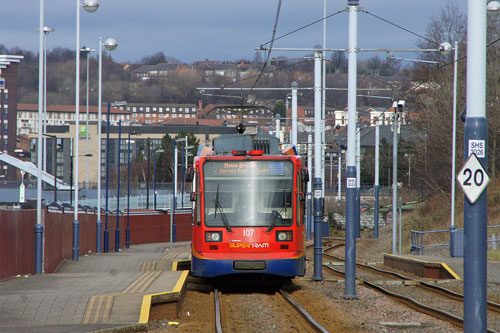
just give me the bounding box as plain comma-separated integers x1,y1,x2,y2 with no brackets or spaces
79,125,88,139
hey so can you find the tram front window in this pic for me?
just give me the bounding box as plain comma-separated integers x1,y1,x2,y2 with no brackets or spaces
203,160,294,228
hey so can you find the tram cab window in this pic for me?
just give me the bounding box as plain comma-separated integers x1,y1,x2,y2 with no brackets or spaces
296,172,301,226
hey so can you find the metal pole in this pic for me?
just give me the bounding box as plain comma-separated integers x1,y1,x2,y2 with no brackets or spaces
313,49,323,281
392,113,398,254
85,50,90,189
146,138,150,209
356,124,361,238
53,140,57,202
96,37,103,254
173,141,178,242
398,196,402,255
464,1,487,330
330,153,333,190
344,0,359,298
291,82,298,146
450,41,458,233
126,130,131,248
115,120,121,252
307,131,313,241
35,0,45,274
153,149,157,210
73,0,81,261
374,121,380,238
43,31,47,174
321,0,327,197
338,134,342,200
181,142,185,209
104,102,111,253
275,114,281,140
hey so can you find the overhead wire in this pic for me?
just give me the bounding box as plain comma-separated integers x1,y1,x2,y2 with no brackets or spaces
241,0,283,106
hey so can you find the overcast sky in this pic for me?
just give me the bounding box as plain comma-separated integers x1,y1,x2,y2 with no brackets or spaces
1,1,467,63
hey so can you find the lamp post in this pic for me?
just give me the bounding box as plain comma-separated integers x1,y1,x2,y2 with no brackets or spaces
80,46,95,189
35,0,45,274
73,0,99,261
153,148,165,210
96,37,117,254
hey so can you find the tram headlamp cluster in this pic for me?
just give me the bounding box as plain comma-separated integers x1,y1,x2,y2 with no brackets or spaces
206,231,222,242
276,231,293,242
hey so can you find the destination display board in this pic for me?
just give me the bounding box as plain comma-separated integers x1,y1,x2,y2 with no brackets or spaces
204,160,292,177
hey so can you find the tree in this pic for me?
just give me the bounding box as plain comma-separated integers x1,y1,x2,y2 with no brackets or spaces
273,100,286,118
155,132,200,183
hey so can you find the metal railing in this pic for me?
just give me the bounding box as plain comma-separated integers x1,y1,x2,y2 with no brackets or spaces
411,225,500,255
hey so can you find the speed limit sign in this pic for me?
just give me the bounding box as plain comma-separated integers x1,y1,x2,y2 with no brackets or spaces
457,153,490,204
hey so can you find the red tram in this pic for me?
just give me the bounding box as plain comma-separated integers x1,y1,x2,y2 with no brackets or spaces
186,133,309,278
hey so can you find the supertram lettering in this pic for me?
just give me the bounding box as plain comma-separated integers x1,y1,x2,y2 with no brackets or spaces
229,243,270,249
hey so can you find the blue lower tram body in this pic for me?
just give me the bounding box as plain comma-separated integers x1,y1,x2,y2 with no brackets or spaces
191,255,305,278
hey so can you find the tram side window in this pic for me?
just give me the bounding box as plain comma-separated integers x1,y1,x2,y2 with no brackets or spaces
196,172,201,226
296,172,301,226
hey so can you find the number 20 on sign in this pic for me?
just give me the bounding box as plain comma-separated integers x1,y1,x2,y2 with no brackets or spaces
457,153,490,204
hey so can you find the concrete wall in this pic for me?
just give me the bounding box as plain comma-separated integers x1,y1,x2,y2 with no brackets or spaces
0,209,193,280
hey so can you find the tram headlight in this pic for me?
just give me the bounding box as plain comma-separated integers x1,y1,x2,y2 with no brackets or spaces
206,231,222,242
276,231,293,242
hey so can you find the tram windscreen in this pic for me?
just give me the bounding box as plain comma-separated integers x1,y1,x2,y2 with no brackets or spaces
203,160,294,228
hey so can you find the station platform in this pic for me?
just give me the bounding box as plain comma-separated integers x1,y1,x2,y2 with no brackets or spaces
0,242,191,333
384,253,500,283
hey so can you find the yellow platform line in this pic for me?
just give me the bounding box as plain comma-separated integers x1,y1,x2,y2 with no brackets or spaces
138,270,189,324
385,254,462,280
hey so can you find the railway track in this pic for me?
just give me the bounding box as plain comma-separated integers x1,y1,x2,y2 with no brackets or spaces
212,288,328,333
321,243,500,331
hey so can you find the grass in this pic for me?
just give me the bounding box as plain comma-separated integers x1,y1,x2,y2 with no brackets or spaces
488,250,500,262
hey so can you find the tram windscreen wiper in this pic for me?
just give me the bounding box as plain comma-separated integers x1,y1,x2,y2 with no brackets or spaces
267,203,288,232
214,184,232,232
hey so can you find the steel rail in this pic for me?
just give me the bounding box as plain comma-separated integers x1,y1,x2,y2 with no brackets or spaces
322,249,500,313
214,289,222,333
278,289,329,333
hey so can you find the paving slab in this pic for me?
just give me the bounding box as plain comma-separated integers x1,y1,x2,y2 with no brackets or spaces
0,242,191,332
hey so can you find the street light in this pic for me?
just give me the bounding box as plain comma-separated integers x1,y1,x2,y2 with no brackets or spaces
35,0,47,275
36,26,55,175
153,148,165,210
80,46,95,189
97,37,118,254
73,0,99,261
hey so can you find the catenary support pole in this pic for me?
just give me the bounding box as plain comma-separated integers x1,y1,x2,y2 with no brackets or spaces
115,120,121,252
35,0,45,274
464,1,487,330
104,102,111,253
344,0,359,298
392,113,398,254
374,121,380,238
313,49,323,281
291,82,298,147
126,129,131,248
355,123,361,238
450,41,458,235
307,131,313,241
96,37,103,254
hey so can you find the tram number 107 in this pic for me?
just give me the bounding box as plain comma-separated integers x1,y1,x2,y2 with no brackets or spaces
243,229,254,237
